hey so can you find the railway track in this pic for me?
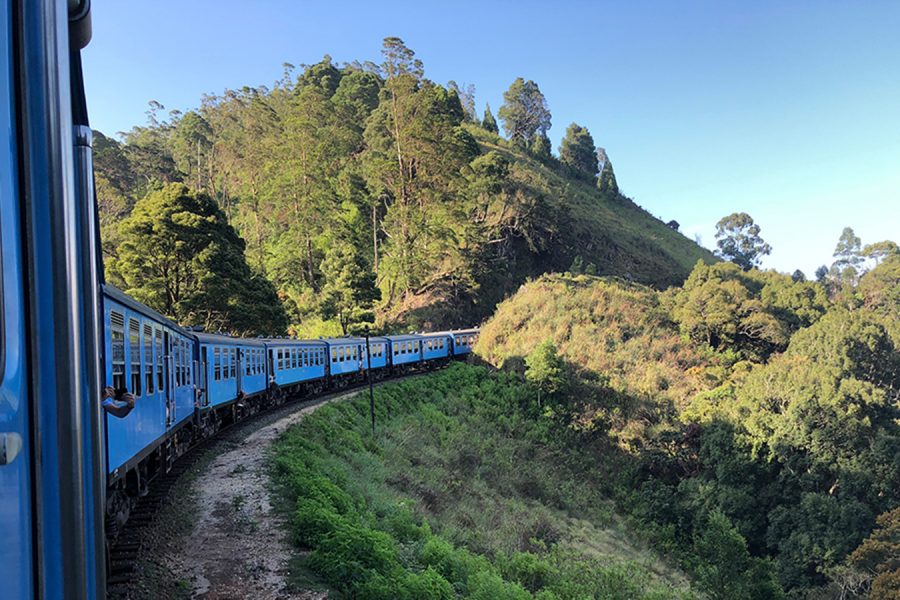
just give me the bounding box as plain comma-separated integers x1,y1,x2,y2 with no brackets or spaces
105,370,428,596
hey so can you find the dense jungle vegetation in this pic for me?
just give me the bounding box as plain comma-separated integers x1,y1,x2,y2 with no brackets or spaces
476,252,900,599
94,37,713,336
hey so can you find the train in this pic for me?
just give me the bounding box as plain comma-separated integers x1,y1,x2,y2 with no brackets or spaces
102,283,477,533
0,2,477,598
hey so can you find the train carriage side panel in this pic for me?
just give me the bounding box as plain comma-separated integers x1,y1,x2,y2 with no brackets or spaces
450,329,479,356
386,334,424,366
421,333,452,361
266,340,327,387
103,295,168,476
325,338,367,377
366,337,389,370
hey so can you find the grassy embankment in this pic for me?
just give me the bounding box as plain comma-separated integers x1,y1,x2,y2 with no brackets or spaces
271,363,698,599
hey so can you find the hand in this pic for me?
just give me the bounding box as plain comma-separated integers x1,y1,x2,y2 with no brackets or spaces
103,386,115,401
121,392,135,408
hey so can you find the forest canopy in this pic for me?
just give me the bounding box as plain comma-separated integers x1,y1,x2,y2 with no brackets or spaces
95,38,714,336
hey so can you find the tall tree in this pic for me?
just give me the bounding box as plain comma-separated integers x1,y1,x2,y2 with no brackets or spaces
559,123,598,179
481,102,498,134
498,77,551,145
597,156,618,195
447,80,477,121
110,183,287,335
861,240,900,266
833,227,863,270
319,241,381,334
714,212,772,270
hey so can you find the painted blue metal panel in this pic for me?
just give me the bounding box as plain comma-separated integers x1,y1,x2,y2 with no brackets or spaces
386,335,424,366
365,337,389,371
267,341,328,386
205,343,239,408
324,338,368,376
103,297,168,475
0,0,33,592
421,333,452,361
450,329,479,356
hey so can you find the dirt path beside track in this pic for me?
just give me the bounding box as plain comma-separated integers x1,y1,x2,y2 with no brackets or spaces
163,392,361,599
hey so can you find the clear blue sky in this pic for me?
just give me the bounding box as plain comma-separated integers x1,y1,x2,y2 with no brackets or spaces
83,1,900,277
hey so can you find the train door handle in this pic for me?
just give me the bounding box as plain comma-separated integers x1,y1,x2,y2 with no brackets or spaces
0,432,23,466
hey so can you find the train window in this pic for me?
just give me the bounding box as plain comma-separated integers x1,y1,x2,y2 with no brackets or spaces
331,348,337,363
230,349,236,379
338,347,344,361
144,324,154,394
214,348,221,381
293,349,298,369
111,311,126,391
129,319,141,396
156,330,164,391
393,344,398,356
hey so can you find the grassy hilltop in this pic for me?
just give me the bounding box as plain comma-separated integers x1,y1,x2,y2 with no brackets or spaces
94,39,714,336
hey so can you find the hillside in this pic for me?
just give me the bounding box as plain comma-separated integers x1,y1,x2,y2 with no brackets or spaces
474,263,900,599
93,38,715,337
272,364,699,599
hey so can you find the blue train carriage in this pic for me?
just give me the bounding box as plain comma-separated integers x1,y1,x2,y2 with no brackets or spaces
365,336,391,379
323,337,370,385
386,334,424,373
266,338,328,395
196,333,267,425
450,328,480,356
420,332,453,364
102,286,198,502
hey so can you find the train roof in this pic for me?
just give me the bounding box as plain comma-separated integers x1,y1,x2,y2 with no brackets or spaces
102,284,193,337
260,337,329,347
320,336,389,345
194,332,267,347
430,328,480,336
383,333,423,341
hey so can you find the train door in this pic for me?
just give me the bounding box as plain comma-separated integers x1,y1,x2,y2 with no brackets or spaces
164,332,175,426
236,347,243,397
197,348,208,407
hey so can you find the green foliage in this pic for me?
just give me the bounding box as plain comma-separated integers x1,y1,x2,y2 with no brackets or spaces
848,507,900,599
691,511,783,600
672,261,828,360
498,78,552,144
558,123,598,179
597,156,618,195
833,226,863,270
482,102,499,134
319,240,380,334
862,240,900,265
109,183,287,335
272,365,698,599
476,261,899,597
525,340,568,406
96,40,715,332
714,212,772,270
